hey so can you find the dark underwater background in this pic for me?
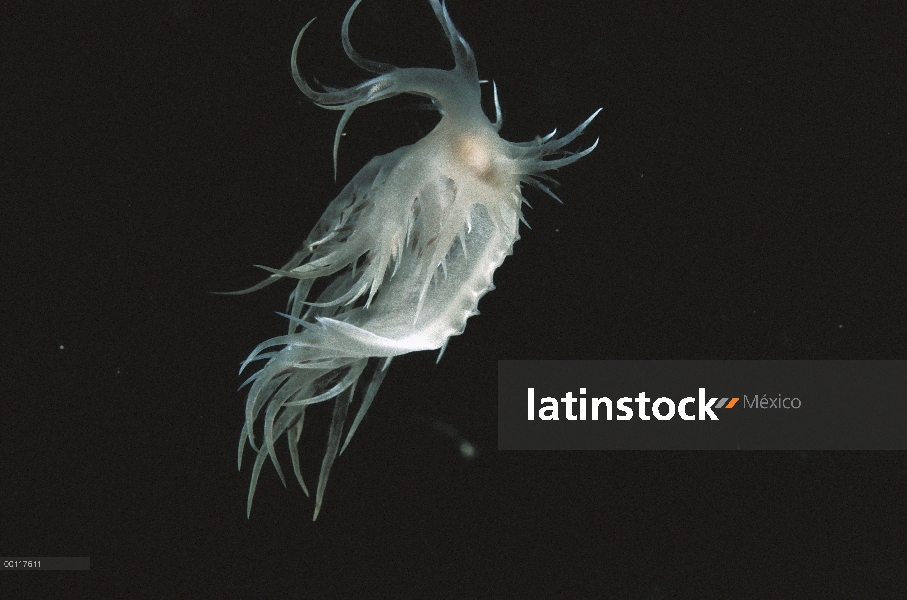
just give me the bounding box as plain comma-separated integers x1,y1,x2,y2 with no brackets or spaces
3,0,905,597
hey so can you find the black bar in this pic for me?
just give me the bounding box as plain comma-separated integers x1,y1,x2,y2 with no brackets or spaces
2,557,90,571
499,361,907,450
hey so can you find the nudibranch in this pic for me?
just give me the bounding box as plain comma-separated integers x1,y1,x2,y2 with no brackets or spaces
229,0,599,520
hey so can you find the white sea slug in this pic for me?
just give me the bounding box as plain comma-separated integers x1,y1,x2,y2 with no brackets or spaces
228,0,599,520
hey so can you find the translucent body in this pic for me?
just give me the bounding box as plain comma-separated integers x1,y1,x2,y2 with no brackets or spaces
230,0,599,520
